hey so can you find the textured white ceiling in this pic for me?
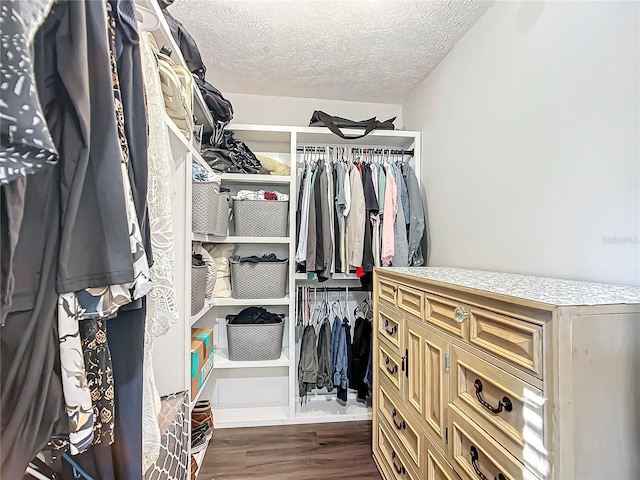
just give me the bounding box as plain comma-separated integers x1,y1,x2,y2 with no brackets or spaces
169,0,493,103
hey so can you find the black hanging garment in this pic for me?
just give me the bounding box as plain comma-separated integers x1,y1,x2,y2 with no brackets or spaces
351,316,372,402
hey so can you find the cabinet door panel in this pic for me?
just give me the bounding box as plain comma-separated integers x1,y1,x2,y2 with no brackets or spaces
422,326,449,452
404,322,424,420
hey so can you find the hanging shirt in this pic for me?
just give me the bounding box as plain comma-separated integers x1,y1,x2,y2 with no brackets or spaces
341,162,351,272
377,164,386,214
391,164,409,267
295,163,315,265
361,165,378,272
381,164,398,266
404,162,426,266
346,165,365,269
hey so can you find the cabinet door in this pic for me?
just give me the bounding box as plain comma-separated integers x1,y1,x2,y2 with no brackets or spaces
403,321,425,421
422,326,450,453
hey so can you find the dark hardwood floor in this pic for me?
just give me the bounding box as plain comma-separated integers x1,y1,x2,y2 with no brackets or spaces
199,421,382,480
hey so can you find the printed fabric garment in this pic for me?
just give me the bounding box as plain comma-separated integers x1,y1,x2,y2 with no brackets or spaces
57,293,95,454
0,0,58,184
316,316,333,391
381,164,398,266
79,318,115,446
298,325,318,404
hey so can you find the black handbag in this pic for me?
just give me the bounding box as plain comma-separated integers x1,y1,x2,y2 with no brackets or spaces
309,110,396,140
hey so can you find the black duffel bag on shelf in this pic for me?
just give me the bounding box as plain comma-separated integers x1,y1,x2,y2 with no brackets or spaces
309,110,396,140
201,131,266,174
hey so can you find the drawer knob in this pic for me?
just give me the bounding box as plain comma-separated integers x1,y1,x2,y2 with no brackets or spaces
474,379,513,414
391,451,406,475
384,319,398,336
392,408,406,430
393,286,398,293
469,445,507,480
454,307,470,323
385,356,398,375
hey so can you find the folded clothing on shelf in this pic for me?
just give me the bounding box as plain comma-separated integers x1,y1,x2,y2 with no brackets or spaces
233,190,289,201
230,254,286,264
226,306,284,325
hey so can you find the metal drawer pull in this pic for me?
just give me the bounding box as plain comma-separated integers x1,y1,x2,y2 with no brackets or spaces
474,379,513,414
391,408,406,430
454,306,469,323
391,451,406,475
385,356,398,375
384,319,397,336
469,445,507,480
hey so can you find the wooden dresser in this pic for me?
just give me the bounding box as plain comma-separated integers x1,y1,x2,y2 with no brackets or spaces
372,267,640,480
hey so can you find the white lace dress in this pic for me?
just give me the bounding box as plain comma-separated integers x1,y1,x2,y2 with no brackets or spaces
139,30,179,474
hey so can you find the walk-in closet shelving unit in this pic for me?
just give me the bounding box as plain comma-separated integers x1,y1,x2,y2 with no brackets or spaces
190,124,420,428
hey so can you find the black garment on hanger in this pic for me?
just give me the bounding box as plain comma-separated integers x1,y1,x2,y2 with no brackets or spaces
1,166,66,479
361,164,378,273
110,0,152,278
352,316,372,402
34,0,134,295
313,162,325,279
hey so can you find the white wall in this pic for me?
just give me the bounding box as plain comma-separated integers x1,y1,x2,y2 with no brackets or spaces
227,92,401,127
403,0,640,286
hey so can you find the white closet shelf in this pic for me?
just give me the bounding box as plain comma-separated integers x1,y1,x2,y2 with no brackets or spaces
191,368,214,409
213,347,290,370
295,393,372,424
220,173,291,185
209,295,290,306
164,113,210,172
212,405,290,428
192,233,289,244
190,302,214,326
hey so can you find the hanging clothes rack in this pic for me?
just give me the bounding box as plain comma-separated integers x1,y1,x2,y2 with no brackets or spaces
297,146,414,156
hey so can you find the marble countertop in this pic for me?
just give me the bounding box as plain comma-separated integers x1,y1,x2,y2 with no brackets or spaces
381,267,640,306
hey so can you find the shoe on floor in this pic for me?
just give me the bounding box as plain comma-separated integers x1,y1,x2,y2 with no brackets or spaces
190,455,198,480
191,429,208,454
192,410,214,430
193,422,212,441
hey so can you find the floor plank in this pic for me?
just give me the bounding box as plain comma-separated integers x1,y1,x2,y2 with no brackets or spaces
199,421,382,479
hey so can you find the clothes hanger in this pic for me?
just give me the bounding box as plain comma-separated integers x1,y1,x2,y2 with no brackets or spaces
135,5,161,32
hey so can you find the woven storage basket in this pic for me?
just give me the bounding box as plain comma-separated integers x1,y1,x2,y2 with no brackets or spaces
232,199,288,237
191,264,207,316
226,317,285,361
192,181,229,235
230,258,288,299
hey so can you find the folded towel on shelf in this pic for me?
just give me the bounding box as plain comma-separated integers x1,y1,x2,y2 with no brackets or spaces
233,190,289,201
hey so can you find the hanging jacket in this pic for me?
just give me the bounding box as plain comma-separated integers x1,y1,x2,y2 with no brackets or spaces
352,316,372,402
404,162,426,266
316,317,333,391
346,165,365,269
361,165,378,273
391,164,409,267
330,315,348,390
298,325,318,404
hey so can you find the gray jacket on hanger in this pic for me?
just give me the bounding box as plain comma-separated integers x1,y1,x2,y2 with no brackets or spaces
404,163,426,266
316,317,333,391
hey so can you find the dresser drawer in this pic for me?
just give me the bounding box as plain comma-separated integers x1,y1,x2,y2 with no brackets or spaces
425,434,458,480
469,306,543,377
378,278,398,306
378,306,402,352
378,384,422,474
450,345,546,472
450,407,536,480
379,342,403,397
376,419,421,480
397,284,424,319
425,293,469,339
